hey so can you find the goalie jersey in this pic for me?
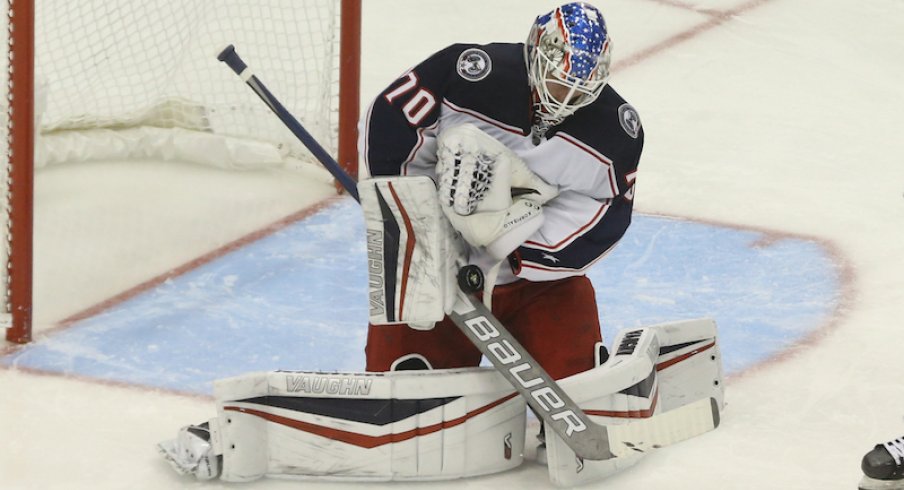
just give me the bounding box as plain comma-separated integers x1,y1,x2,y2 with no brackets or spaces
359,42,644,283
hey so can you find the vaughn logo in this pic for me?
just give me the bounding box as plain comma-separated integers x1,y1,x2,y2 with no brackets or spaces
366,229,385,317
463,314,588,437
617,330,644,355
615,328,660,362
286,374,373,396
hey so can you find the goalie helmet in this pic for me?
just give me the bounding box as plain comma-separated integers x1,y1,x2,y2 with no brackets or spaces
525,2,612,127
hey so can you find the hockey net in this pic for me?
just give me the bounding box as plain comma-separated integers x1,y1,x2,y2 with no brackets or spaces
2,0,361,343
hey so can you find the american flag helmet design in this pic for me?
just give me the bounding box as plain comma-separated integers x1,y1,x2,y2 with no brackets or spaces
525,2,612,126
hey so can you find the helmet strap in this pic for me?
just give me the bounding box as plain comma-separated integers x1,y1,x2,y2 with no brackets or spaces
530,107,552,145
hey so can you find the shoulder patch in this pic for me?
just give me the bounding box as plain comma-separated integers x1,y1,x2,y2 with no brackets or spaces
456,48,492,82
617,103,641,139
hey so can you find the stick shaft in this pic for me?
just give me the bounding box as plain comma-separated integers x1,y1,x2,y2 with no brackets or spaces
217,45,360,201
450,292,613,459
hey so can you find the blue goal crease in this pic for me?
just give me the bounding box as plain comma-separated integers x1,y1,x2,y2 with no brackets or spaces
0,197,842,395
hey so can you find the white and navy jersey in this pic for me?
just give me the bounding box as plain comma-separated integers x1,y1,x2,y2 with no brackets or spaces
359,43,643,283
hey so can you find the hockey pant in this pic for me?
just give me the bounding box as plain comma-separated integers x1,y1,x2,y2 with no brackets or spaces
365,274,603,380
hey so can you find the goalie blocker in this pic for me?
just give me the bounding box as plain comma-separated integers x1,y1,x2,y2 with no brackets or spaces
158,318,723,486
359,123,560,328
359,175,465,328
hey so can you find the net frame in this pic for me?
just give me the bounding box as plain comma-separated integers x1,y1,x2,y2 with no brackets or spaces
3,0,361,343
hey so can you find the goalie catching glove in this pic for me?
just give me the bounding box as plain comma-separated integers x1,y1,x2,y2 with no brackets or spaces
436,124,558,260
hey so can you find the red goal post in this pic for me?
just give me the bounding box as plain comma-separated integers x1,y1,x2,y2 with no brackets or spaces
3,0,362,343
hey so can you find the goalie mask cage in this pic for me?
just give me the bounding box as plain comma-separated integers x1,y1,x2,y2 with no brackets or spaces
2,0,362,343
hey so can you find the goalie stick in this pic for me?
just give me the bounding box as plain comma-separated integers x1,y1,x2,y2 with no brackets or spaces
216,45,359,202
216,44,617,460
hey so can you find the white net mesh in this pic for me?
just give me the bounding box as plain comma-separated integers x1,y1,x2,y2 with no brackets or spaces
2,0,346,338
36,0,340,158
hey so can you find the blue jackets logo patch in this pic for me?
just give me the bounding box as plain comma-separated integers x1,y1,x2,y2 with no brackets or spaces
618,103,641,139
457,48,492,82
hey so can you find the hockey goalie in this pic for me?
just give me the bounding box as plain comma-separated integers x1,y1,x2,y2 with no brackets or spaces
158,126,724,486
159,2,725,486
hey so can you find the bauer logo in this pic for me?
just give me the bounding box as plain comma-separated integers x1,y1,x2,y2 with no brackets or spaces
464,314,588,437
286,374,373,396
457,48,492,82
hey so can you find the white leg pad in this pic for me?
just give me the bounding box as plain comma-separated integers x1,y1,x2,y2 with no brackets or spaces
209,368,526,482
545,318,724,487
653,317,725,412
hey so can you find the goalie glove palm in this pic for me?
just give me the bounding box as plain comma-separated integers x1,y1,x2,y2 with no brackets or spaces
449,197,545,260
437,124,511,216
437,123,557,259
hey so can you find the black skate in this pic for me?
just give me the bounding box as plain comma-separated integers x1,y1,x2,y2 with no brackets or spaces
860,436,904,490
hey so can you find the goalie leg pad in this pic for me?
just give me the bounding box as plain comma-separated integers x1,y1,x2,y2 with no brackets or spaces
358,175,466,327
210,368,526,482
652,317,725,412
545,318,724,487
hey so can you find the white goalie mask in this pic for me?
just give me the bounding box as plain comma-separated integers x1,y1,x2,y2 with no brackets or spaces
525,2,612,126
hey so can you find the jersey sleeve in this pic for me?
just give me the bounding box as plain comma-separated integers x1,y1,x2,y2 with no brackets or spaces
513,192,633,281
359,45,465,177
514,117,643,282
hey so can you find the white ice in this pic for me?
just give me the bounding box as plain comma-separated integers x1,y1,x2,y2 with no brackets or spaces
2,0,904,489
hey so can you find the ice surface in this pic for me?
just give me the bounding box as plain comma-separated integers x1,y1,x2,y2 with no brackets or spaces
2,1,903,489
2,200,838,395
